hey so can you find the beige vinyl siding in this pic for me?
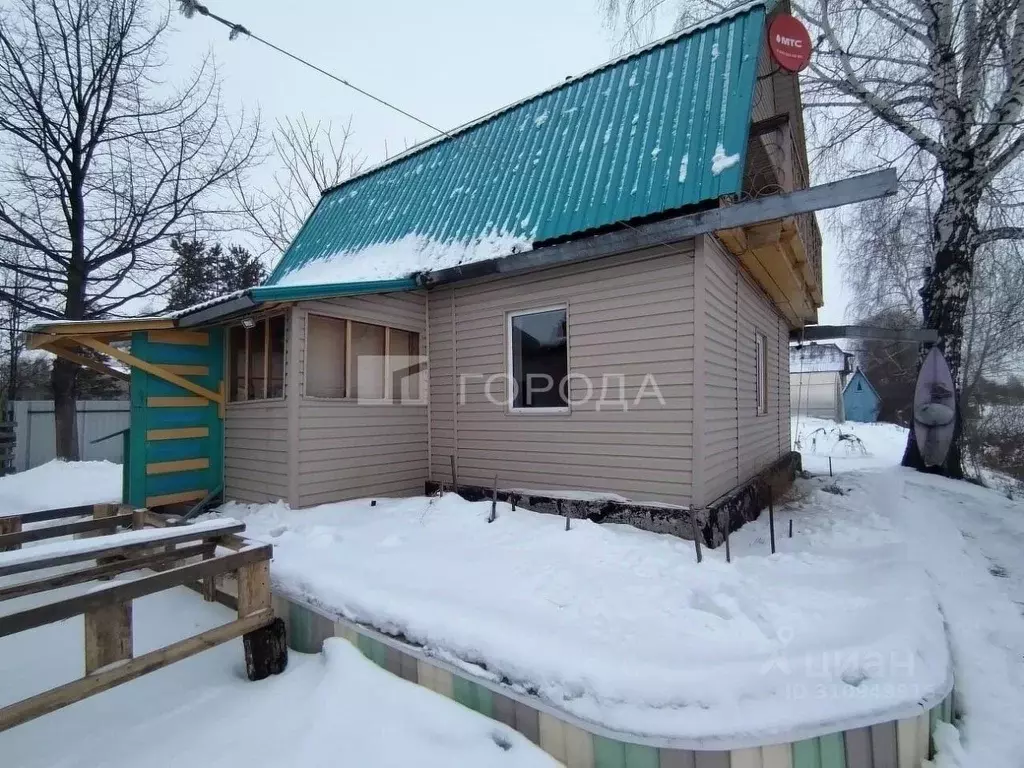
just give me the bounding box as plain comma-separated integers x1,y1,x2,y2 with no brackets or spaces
429,246,695,506
224,401,289,503
696,236,789,506
293,291,429,506
701,237,741,502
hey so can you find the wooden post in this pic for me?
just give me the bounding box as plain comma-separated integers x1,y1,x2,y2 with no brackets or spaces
449,455,458,496
131,508,146,531
723,510,731,564
789,519,793,539
237,558,286,681
768,493,776,555
84,602,133,675
691,515,702,563
93,504,120,572
488,475,498,523
237,560,271,619
0,517,21,552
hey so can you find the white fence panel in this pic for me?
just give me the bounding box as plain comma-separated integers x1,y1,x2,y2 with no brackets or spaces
11,400,130,472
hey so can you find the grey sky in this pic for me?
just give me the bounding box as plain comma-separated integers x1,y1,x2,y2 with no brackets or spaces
165,0,849,325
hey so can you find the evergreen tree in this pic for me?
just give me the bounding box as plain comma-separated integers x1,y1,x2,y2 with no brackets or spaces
166,238,219,311
166,239,266,311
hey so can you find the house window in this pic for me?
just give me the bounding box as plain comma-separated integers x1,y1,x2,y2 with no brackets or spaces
306,315,346,398
227,314,287,402
305,314,422,402
755,331,768,415
508,307,569,411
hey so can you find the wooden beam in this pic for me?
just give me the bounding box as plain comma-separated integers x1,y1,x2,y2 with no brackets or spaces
0,609,272,732
792,325,939,343
161,364,209,377
26,319,176,348
147,396,207,408
426,169,897,285
0,514,133,549
77,337,222,405
146,489,209,507
0,545,271,637
0,520,246,578
147,330,209,346
146,458,210,476
146,427,209,441
237,560,271,618
84,602,132,675
40,343,130,382
0,505,93,525
0,542,215,602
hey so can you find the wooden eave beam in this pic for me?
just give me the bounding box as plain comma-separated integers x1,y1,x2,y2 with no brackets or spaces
76,337,223,405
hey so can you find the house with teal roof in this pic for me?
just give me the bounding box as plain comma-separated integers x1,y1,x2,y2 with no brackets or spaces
28,1,896,529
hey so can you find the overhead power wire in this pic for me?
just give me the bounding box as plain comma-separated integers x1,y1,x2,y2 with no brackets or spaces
176,0,454,139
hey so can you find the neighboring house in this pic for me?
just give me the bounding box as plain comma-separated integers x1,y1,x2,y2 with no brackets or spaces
843,368,882,423
790,343,853,421
29,2,898,532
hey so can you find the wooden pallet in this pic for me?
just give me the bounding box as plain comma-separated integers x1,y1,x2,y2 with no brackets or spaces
0,503,286,732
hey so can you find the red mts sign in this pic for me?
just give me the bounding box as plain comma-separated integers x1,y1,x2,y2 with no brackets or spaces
768,14,812,72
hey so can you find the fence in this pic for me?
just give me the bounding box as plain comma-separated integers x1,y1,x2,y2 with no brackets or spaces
10,400,130,473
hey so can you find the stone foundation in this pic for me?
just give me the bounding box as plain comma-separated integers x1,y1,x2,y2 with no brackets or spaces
425,450,802,549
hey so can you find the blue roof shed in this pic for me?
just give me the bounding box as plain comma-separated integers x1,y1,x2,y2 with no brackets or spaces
843,369,881,423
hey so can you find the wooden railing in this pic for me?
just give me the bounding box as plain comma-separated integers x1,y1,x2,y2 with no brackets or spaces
0,503,285,732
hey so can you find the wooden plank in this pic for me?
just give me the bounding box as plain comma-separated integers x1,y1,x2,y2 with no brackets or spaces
146,458,210,475
0,520,246,578
0,542,215,602
237,559,271,618
0,517,21,553
0,513,133,549
25,319,175,349
146,426,211,441
147,329,209,346
78,337,222,405
84,602,133,675
0,609,272,732
161,364,209,376
0,504,93,524
147,396,207,408
0,545,271,637
426,169,898,286
145,489,208,507
40,343,131,382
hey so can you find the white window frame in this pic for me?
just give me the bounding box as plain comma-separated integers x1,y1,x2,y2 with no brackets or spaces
755,331,768,415
506,305,570,414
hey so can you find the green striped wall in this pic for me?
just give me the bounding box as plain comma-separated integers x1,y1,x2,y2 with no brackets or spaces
128,329,224,508
275,596,954,768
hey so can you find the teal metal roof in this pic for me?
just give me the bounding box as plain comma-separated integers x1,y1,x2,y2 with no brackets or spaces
268,2,767,285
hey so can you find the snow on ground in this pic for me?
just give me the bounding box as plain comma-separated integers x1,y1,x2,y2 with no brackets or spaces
274,230,532,287
775,418,1024,767
224,485,950,744
0,460,121,516
0,583,555,768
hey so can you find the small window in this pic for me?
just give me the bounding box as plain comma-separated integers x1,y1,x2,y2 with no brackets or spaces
755,331,768,415
227,314,287,402
350,321,386,400
306,315,346,398
509,307,569,411
388,327,421,402
305,315,422,402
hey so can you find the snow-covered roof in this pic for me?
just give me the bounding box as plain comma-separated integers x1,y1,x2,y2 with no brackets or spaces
266,3,768,287
790,343,851,373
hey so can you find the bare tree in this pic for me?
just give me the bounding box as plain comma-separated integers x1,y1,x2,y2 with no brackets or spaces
0,0,259,458
237,115,365,258
604,0,1024,477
